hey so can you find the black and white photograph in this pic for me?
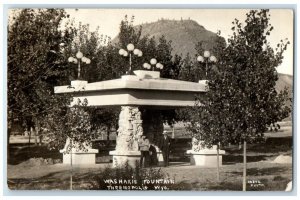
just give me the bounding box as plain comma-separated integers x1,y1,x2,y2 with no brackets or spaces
6,7,294,192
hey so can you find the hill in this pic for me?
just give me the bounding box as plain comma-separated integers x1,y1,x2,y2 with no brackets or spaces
277,73,293,112
113,19,225,57
139,19,225,57
276,73,293,94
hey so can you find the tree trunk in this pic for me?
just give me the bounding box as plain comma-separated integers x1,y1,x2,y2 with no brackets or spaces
8,129,11,144
28,127,32,147
70,139,73,190
107,125,110,141
217,144,220,182
172,125,175,139
34,128,37,146
7,127,11,161
39,132,43,146
35,120,42,145
243,140,247,191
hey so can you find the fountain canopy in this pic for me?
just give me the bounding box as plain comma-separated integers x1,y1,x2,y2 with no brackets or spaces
54,70,207,108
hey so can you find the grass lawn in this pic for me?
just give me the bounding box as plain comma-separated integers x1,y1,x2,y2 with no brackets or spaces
7,161,292,191
7,143,292,191
7,122,293,191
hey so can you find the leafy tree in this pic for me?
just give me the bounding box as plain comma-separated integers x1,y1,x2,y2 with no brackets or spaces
8,9,74,146
186,9,291,190
118,15,142,49
156,35,181,79
89,107,120,142
178,53,194,81
42,98,94,190
42,98,94,151
66,23,113,82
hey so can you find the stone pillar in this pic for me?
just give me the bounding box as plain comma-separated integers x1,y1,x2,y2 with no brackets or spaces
109,106,143,167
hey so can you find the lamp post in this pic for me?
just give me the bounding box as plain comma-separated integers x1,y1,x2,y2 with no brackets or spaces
119,44,143,75
68,51,91,80
197,50,217,79
143,58,164,71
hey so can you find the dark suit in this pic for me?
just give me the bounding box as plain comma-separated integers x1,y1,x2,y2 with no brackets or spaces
160,135,171,167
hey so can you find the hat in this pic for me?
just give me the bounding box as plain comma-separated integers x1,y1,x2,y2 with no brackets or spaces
162,131,168,134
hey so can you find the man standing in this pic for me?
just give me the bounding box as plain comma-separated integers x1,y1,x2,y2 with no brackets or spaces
138,135,150,167
160,131,171,167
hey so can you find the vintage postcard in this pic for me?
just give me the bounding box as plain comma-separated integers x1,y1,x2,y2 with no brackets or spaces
6,8,293,192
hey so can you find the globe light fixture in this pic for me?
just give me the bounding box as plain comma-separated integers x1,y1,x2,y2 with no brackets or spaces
156,63,164,69
143,63,151,70
76,51,83,59
197,50,217,79
203,50,211,58
68,50,91,79
138,51,143,57
143,58,164,71
150,58,157,65
209,55,217,62
119,44,143,75
68,57,74,63
197,55,204,63
118,49,125,56
127,43,135,51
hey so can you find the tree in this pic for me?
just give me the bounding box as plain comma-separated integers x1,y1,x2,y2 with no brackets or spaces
187,9,291,190
42,98,94,189
89,107,120,142
118,15,142,49
8,9,74,147
65,23,113,82
156,35,181,79
42,98,94,150
178,53,194,81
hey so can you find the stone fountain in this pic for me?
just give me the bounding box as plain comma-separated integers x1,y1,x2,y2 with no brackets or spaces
54,70,225,167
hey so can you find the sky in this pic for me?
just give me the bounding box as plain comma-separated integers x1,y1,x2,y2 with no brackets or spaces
63,9,294,75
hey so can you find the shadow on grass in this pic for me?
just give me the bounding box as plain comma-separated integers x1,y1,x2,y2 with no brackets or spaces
8,170,100,190
223,155,274,164
177,175,290,191
8,177,71,190
198,179,290,191
224,137,292,155
203,181,243,191
228,166,291,176
8,144,62,165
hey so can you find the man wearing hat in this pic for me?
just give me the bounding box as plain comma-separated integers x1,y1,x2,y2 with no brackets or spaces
159,131,171,167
